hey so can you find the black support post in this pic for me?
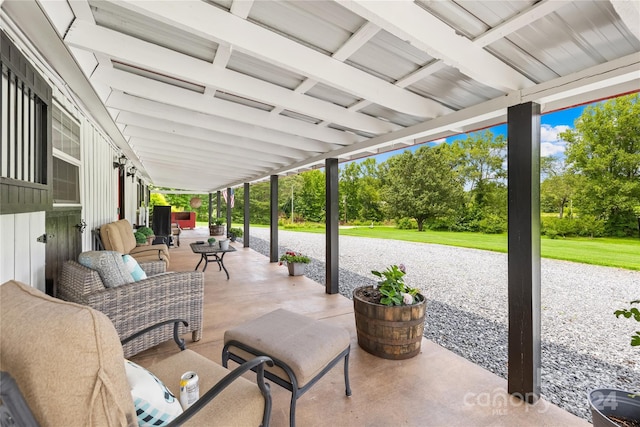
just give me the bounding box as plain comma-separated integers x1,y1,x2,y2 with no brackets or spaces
208,192,213,228
226,186,232,237
270,175,279,263
216,191,221,219
507,101,541,403
244,182,250,248
326,158,339,294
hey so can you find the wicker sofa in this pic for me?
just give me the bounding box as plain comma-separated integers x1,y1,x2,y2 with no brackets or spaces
0,280,272,427
57,258,204,358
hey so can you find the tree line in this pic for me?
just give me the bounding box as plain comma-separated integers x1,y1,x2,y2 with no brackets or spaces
157,94,639,238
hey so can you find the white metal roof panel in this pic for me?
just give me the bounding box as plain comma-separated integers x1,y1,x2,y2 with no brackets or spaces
90,0,217,62
4,0,636,192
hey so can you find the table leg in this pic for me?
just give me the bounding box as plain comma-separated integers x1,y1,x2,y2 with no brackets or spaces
219,252,229,280
195,253,205,271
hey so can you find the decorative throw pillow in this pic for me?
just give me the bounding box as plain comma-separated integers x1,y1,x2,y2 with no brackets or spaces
122,254,148,281
78,251,134,288
124,360,183,427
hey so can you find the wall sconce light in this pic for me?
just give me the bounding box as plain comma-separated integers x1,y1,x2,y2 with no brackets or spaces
113,154,127,171
126,166,137,182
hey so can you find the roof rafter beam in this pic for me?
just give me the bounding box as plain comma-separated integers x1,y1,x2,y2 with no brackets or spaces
109,93,338,152
65,19,400,135
394,1,567,89
108,0,449,118
474,0,569,47
339,0,534,93
224,52,639,188
124,127,298,165
611,0,640,43
93,65,359,146
117,111,315,159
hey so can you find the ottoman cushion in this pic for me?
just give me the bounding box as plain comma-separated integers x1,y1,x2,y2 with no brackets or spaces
224,309,350,388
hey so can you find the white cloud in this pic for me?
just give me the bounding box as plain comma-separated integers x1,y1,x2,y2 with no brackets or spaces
430,138,447,145
540,124,571,158
541,124,570,144
541,142,566,157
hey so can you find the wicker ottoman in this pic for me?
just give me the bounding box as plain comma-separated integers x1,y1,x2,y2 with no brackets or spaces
222,309,351,427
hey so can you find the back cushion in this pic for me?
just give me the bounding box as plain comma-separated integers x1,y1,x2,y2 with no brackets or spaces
115,219,137,253
78,251,134,288
0,280,137,426
101,222,126,253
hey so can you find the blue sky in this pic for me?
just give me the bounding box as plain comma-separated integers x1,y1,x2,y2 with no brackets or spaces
367,103,589,164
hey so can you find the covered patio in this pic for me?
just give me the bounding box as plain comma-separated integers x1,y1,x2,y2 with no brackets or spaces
1,1,638,424
130,228,587,426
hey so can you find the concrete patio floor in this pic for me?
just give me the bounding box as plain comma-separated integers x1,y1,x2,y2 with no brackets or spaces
130,227,588,426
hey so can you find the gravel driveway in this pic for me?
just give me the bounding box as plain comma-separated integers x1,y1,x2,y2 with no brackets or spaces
249,227,640,421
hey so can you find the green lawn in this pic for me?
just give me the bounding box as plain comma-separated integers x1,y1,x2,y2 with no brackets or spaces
281,224,640,271
201,222,640,270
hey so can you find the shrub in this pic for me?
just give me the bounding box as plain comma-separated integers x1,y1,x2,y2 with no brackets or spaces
576,215,605,238
478,214,507,234
396,217,417,230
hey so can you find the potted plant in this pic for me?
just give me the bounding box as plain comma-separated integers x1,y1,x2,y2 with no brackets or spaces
588,300,640,426
353,264,426,360
207,237,216,246
210,218,225,236
134,231,147,246
278,251,310,276
218,238,230,250
134,226,155,246
228,227,243,242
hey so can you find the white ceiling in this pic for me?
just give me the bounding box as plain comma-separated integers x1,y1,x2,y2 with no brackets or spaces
2,0,639,192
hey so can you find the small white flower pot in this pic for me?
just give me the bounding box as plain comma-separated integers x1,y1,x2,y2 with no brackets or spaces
287,262,306,276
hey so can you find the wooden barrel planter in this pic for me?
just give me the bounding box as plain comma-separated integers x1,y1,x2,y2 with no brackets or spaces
353,286,427,360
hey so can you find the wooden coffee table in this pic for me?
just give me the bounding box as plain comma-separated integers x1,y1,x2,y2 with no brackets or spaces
189,242,237,279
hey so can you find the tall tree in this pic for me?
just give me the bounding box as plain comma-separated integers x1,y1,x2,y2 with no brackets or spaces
540,155,581,218
451,130,506,192
382,145,464,231
340,161,363,223
561,94,640,235
357,158,383,222
297,170,326,222
448,131,506,230
540,174,581,218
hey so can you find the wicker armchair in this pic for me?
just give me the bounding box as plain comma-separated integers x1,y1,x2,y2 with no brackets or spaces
57,260,204,358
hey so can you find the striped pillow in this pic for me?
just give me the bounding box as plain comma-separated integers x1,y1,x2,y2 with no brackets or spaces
122,255,148,281
125,360,183,426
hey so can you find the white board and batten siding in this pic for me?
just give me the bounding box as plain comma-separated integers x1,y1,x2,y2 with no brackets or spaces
80,114,120,250
0,212,46,292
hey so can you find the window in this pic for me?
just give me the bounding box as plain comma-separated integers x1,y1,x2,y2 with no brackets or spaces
1,63,47,183
52,105,80,159
52,104,80,204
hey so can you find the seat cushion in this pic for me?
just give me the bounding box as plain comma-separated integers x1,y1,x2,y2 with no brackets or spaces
78,251,134,288
224,309,350,387
0,280,137,426
148,350,265,427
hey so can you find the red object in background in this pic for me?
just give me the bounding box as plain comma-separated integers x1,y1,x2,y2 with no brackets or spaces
171,211,196,229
